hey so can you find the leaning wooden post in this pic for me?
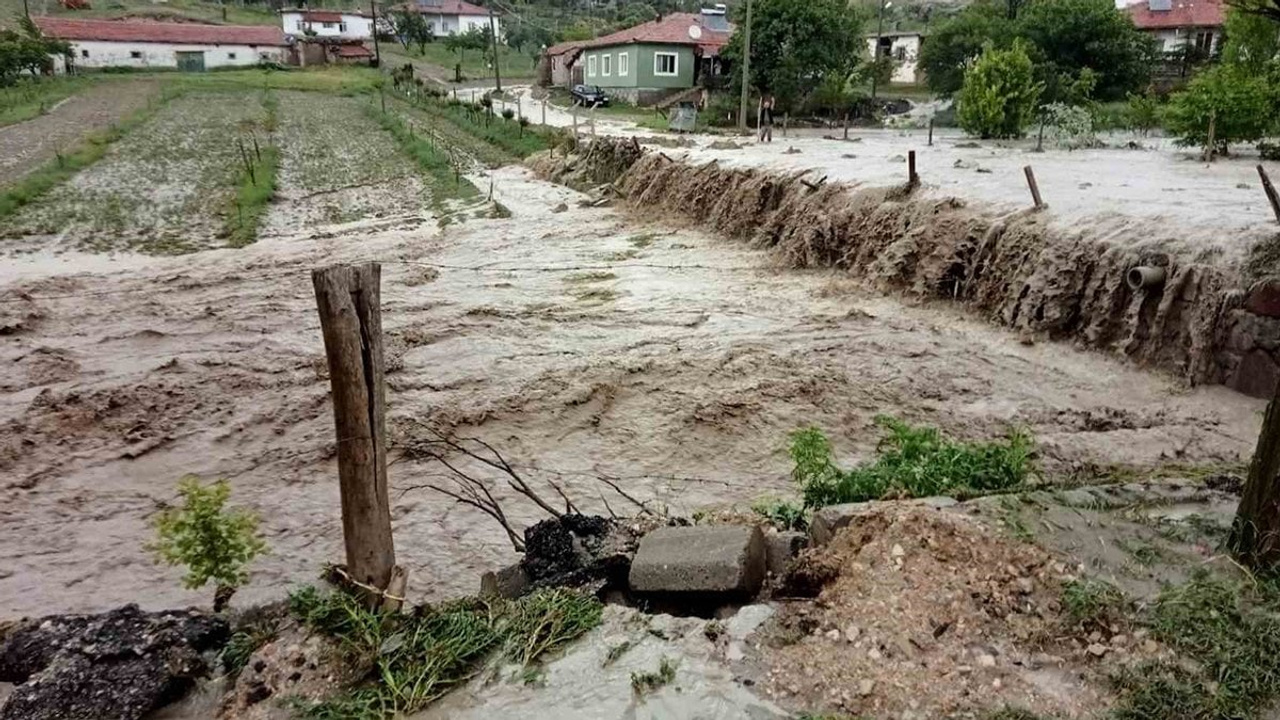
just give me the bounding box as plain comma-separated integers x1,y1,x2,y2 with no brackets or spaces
1258,165,1280,225
312,263,400,609
1230,383,1280,568
1023,165,1044,209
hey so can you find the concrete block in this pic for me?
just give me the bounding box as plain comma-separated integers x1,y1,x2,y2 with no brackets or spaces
765,531,808,577
479,563,529,599
628,525,765,596
809,502,876,546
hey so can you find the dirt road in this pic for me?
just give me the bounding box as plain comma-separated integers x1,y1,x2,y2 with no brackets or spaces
0,79,158,187
0,167,1263,616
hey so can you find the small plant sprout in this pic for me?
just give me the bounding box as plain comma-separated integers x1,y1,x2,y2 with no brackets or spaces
631,656,678,696
151,476,266,612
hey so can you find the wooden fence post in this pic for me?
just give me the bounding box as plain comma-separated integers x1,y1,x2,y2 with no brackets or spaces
908,150,918,186
928,118,934,147
1023,165,1044,209
1231,384,1280,568
312,263,399,607
1259,165,1280,225
541,98,547,126
842,113,849,140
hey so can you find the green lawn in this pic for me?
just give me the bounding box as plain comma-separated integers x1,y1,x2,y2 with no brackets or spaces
0,76,95,127
543,87,671,130
397,41,540,82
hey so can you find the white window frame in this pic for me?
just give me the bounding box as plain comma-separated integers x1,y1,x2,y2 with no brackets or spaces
618,51,629,76
587,53,597,77
653,51,678,77
602,53,612,76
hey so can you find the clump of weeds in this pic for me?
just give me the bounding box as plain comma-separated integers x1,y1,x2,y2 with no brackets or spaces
630,656,677,696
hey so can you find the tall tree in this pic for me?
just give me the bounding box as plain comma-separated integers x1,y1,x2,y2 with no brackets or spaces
721,0,867,111
1016,0,1159,101
1229,0,1280,23
1222,6,1280,72
918,2,1013,96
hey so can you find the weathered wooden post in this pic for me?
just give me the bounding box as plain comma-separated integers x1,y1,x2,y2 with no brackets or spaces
842,113,849,140
541,98,547,126
312,263,401,608
1259,165,1280,225
1023,165,1043,209
1231,384,1280,568
908,150,918,186
928,118,934,147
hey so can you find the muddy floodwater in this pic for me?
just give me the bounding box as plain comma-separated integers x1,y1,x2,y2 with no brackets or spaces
0,167,1263,616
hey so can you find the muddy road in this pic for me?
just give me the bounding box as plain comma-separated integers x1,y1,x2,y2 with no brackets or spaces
0,167,1263,616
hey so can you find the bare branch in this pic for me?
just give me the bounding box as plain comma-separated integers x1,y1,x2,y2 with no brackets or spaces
598,475,656,516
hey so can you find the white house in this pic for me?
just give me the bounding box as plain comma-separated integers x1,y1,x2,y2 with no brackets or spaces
402,0,500,38
866,31,925,84
34,17,289,71
280,9,374,41
1125,0,1225,54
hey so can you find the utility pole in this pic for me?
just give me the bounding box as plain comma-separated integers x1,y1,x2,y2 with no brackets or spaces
871,0,889,102
489,2,502,93
737,0,752,133
369,0,381,68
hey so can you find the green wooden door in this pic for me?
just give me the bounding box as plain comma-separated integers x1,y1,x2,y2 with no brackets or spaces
176,51,206,72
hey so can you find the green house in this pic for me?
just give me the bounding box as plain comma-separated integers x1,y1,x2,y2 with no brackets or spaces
571,10,734,105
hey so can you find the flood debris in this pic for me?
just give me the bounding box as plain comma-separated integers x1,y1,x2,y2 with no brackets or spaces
0,605,228,720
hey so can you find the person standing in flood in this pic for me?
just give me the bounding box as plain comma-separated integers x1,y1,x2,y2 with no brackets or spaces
758,95,775,143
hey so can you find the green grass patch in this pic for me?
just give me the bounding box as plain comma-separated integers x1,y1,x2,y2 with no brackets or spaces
395,42,539,81
1110,571,1280,719
0,98,163,221
1061,577,1127,629
289,585,602,719
153,67,382,98
630,656,678,696
367,104,479,211
220,616,280,677
790,417,1035,509
0,76,96,127
405,93,557,161
223,144,279,248
751,497,808,531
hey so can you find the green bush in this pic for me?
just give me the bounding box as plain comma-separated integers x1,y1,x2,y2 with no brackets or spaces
150,477,265,611
957,42,1042,139
1043,102,1097,149
751,497,808,531
790,417,1035,509
1123,91,1162,135
1165,63,1274,152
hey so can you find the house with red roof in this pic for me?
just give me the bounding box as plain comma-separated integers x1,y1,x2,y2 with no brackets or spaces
280,9,374,41
399,0,500,38
1126,0,1226,55
34,17,290,71
570,6,735,105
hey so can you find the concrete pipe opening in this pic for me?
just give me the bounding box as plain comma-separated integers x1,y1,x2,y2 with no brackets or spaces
1127,266,1167,291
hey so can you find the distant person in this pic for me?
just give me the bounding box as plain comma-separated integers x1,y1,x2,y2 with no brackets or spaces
758,96,775,143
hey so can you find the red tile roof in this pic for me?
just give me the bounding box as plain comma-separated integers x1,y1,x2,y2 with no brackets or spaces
302,11,345,22
579,12,735,53
334,43,373,57
545,39,586,57
34,17,289,46
1126,0,1225,29
403,0,493,16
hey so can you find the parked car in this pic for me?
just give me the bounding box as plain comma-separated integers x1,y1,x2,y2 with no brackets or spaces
570,84,610,107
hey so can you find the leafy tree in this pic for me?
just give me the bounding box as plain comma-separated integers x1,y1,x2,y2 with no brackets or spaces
151,477,265,612
445,26,489,65
918,2,1013,96
1165,63,1274,153
505,19,555,55
1222,7,1280,73
721,0,867,112
1015,0,1158,100
559,21,596,42
957,41,1042,139
1228,0,1280,24
1125,90,1162,135
394,10,433,54
0,17,70,86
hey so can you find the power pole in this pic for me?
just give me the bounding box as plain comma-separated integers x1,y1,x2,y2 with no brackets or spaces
370,0,381,68
489,2,502,92
871,0,888,102
737,0,752,133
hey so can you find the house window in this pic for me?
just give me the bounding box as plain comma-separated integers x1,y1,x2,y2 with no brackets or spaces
618,51,628,76
654,51,677,76
602,53,611,76
81,49,89,58
894,45,906,61
228,52,237,59
1194,31,1214,53
130,50,142,59
587,53,597,77
323,22,336,29
339,22,348,32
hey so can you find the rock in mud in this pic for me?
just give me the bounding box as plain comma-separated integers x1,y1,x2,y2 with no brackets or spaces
0,604,228,720
521,514,642,592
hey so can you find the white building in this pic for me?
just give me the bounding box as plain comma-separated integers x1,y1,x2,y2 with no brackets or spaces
35,17,289,71
280,9,375,41
402,0,500,38
867,31,925,84
1125,0,1225,54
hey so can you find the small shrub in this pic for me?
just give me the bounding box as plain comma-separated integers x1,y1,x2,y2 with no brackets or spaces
957,41,1042,139
150,477,265,611
221,618,280,676
791,417,1034,509
501,107,515,121
1043,102,1097,149
1061,578,1126,628
1124,91,1161,135
751,497,808,531
1260,141,1280,161
631,656,678,696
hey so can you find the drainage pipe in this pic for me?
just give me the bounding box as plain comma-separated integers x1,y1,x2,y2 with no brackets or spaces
1127,266,1167,291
